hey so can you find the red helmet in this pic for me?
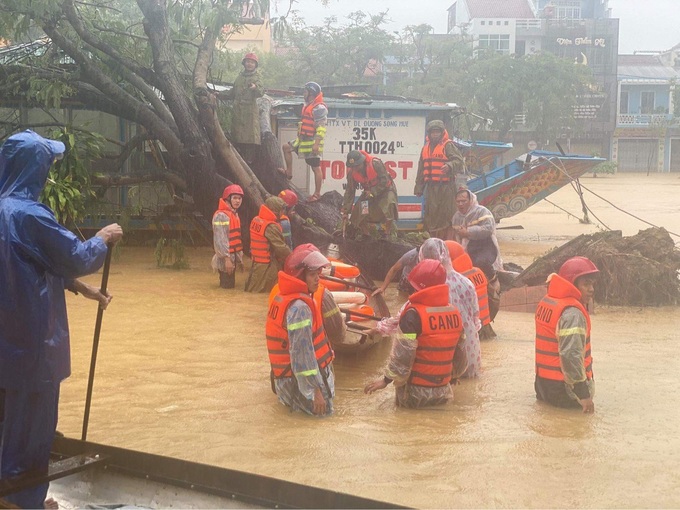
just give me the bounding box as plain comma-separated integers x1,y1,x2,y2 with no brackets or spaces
242,52,258,66
445,240,465,262
558,256,599,285
222,184,244,199
408,259,447,291
284,243,330,279
278,189,298,208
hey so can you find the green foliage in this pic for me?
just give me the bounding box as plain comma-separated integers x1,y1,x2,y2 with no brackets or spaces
389,29,473,104
155,237,190,270
402,231,430,246
591,161,617,175
40,127,103,225
272,11,395,86
25,78,74,109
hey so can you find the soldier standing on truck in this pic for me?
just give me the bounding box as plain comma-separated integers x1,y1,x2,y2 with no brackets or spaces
279,82,327,203
414,120,465,239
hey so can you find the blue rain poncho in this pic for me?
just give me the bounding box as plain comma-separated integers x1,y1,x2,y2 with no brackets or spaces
0,130,108,390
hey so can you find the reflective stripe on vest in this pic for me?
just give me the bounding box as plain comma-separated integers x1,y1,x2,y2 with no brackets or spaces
266,290,334,379
226,208,242,254
463,267,490,326
421,140,451,183
405,301,463,388
299,94,326,138
535,296,593,382
249,216,279,264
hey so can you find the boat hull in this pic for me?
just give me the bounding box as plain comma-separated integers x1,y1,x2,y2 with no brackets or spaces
468,152,605,221
452,138,514,171
47,436,405,509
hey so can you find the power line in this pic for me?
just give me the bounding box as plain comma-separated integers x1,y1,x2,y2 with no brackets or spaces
541,156,679,239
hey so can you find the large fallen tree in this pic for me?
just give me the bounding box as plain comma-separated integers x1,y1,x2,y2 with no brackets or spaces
0,1,284,221
512,227,680,306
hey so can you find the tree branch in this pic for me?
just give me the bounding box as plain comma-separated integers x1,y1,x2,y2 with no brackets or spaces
61,1,157,86
40,21,183,161
136,0,201,139
92,169,186,190
193,3,226,90
61,0,178,132
194,89,267,206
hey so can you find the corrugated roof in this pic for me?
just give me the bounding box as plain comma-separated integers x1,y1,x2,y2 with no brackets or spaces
272,98,462,113
618,54,662,66
618,65,680,82
465,0,536,19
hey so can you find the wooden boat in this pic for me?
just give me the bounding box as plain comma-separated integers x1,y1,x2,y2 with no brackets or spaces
0,436,404,509
469,150,605,221
322,250,392,354
452,137,514,171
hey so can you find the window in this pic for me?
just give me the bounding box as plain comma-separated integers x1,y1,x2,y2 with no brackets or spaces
478,34,511,55
641,91,655,114
496,20,501,25
504,21,509,25
619,91,629,114
480,20,485,25
555,1,581,19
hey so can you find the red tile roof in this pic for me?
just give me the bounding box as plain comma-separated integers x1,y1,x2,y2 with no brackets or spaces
465,0,536,19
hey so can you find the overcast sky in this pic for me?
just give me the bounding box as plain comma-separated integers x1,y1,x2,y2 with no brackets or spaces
273,0,677,54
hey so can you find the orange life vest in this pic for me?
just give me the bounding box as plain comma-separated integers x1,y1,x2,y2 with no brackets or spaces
420,132,452,183
249,204,281,264
350,151,392,191
213,198,242,255
535,274,593,382
453,253,490,326
299,93,325,138
403,284,463,388
266,272,334,378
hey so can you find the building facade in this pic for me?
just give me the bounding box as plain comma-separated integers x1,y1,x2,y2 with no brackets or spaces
613,54,680,172
447,0,618,157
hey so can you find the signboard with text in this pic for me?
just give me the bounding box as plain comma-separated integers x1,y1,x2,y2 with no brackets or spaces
320,110,428,221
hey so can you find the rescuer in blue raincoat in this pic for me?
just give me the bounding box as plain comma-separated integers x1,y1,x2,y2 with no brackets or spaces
0,130,123,508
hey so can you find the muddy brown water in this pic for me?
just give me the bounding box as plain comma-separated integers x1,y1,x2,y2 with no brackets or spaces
58,173,680,508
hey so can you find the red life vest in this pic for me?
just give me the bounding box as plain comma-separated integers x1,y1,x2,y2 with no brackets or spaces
213,198,242,254
350,151,392,191
403,284,463,387
249,204,282,265
453,253,490,326
266,271,334,379
420,132,452,183
299,93,325,138
535,274,593,382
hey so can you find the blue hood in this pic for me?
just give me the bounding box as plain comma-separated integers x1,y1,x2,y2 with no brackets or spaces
0,130,65,200
0,130,107,391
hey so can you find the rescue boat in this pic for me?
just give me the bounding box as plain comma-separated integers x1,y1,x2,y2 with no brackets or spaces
469,150,606,221
322,256,391,354
267,257,391,354
452,137,514,171
0,436,403,509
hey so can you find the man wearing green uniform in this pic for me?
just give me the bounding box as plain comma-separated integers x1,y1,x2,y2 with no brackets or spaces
414,120,465,238
245,196,291,293
218,52,264,164
341,150,398,239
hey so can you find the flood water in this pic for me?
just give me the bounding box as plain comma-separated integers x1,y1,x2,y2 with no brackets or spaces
58,173,680,508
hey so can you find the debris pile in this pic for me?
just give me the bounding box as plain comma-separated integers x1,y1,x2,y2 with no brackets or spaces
512,228,680,306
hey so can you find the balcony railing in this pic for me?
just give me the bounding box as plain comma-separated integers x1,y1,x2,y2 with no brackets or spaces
516,19,543,30
617,114,673,127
